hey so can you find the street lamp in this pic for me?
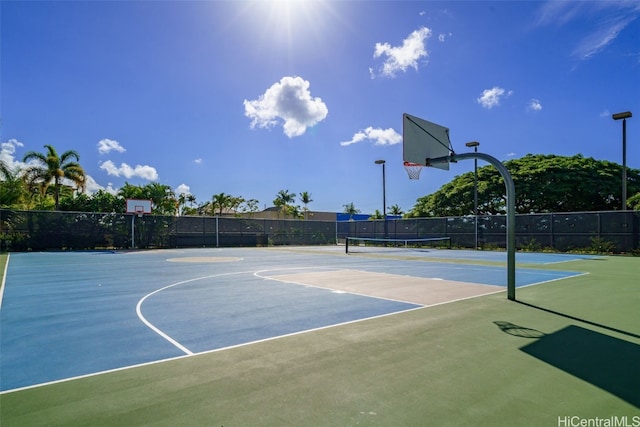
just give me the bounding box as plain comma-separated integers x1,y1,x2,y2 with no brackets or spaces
612,111,632,210
465,141,480,248
374,159,387,237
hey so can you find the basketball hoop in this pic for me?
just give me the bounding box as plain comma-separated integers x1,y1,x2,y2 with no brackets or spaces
403,161,423,180
135,208,144,218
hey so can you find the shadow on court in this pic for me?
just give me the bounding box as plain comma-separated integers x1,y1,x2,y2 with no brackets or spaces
516,300,640,339
496,322,640,408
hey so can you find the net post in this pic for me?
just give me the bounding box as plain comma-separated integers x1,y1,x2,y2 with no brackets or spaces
345,237,349,254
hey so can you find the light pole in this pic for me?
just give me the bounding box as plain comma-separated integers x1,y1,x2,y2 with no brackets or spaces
612,111,632,210
375,159,387,238
465,141,480,248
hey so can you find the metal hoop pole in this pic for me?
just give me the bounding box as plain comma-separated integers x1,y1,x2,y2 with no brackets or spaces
427,152,516,300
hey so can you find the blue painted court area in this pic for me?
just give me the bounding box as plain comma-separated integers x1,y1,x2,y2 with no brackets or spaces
140,272,417,355
0,250,420,392
0,248,586,392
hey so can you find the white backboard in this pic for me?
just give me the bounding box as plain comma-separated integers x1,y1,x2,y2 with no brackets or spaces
125,199,152,214
402,113,453,170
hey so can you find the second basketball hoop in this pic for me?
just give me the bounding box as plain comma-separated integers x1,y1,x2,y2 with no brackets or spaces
403,161,423,180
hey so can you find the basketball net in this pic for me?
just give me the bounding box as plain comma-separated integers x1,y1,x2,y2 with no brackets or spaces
403,161,423,180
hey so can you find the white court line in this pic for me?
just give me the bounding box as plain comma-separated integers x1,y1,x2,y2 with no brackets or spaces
516,271,590,289
1,302,426,395
0,253,9,310
2,262,587,395
136,270,256,355
253,267,431,306
542,257,601,265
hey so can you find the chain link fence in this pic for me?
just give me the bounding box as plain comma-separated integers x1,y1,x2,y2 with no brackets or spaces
337,211,639,253
1,209,638,254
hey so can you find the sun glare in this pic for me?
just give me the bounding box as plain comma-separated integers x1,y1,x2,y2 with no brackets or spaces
252,0,337,50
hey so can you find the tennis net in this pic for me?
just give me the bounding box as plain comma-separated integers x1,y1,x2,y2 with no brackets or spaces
345,236,451,254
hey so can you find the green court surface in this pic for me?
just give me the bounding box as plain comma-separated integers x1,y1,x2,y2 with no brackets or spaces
0,251,638,426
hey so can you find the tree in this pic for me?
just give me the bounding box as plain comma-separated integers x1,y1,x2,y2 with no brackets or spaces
299,191,313,219
0,160,27,208
117,182,177,216
343,202,360,220
285,204,303,219
22,145,86,210
238,198,260,216
407,154,640,217
59,190,123,213
388,204,403,216
117,182,145,201
273,189,295,218
211,192,233,216
628,193,640,211
369,209,384,220
229,196,246,216
177,193,196,215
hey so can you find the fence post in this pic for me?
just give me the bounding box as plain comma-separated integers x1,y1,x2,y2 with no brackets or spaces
215,216,219,248
550,213,554,250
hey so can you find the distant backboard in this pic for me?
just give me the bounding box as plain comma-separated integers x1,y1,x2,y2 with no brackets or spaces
125,199,152,214
402,113,453,170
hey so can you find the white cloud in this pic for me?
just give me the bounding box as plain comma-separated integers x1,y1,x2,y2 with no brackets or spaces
600,110,610,118
0,138,25,173
243,76,328,138
175,183,190,195
371,27,431,78
572,14,636,60
99,160,158,180
534,1,640,61
477,86,513,109
340,127,402,147
194,158,203,164
83,175,105,194
104,183,118,195
97,138,126,155
528,98,542,111
534,1,584,27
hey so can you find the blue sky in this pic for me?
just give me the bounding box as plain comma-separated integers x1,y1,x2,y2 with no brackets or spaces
2,1,639,214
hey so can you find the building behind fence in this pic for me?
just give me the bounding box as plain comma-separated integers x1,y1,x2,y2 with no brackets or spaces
1,209,638,254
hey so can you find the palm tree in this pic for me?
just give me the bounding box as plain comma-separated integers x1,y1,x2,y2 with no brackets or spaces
388,204,403,217
117,182,177,216
369,209,384,220
146,183,177,216
22,145,86,210
343,202,360,221
178,193,196,215
212,192,233,216
117,182,145,200
299,191,313,219
274,189,295,218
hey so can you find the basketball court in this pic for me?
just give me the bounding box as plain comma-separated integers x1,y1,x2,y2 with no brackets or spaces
1,246,585,393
